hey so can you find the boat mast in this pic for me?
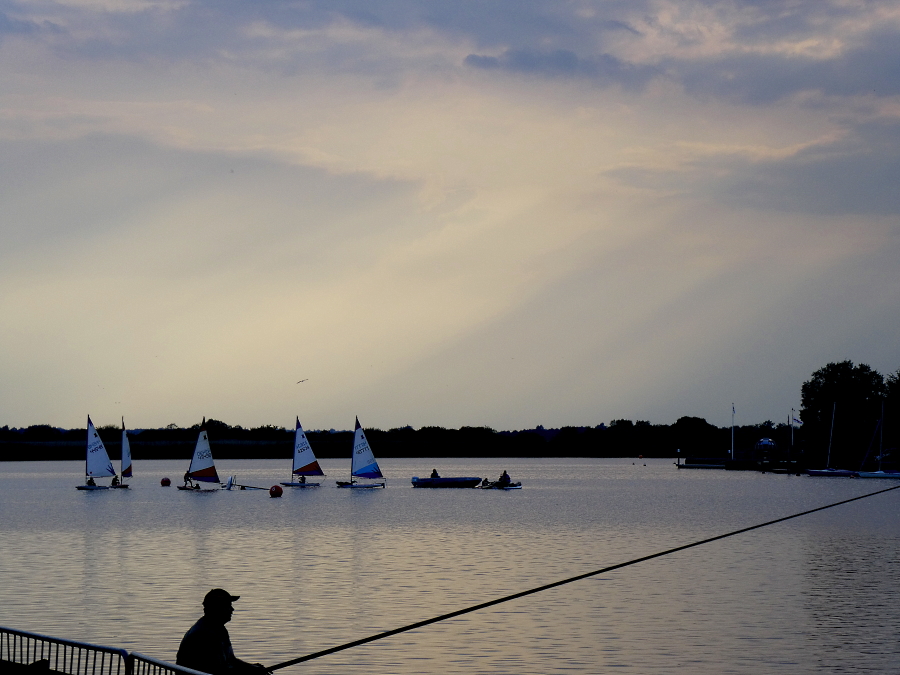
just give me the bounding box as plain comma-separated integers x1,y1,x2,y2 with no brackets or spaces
731,404,735,461
85,414,90,479
790,408,794,450
826,402,836,468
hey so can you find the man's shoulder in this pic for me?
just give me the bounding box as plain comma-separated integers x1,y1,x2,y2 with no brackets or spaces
177,616,231,669
184,616,228,638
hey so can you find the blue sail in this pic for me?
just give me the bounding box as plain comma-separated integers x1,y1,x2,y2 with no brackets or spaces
349,417,384,480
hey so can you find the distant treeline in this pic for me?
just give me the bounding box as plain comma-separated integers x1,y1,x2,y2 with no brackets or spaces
0,416,814,462
3,360,898,468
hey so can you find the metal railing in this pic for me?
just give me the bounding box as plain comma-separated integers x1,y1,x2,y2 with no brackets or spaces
0,625,128,675
128,653,208,675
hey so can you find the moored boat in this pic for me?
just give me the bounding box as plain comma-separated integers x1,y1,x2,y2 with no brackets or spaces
806,468,857,477
806,403,856,477
856,470,900,479
856,407,895,478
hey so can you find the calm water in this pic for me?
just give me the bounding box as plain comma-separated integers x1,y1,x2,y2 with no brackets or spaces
1,457,898,674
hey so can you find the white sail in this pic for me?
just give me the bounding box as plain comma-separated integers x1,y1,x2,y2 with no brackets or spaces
292,417,324,476
186,430,219,483
350,417,383,479
86,416,115,478
121,417,132,479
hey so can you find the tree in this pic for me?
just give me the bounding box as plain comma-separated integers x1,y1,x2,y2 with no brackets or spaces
884,368,900,460
800,361,886,469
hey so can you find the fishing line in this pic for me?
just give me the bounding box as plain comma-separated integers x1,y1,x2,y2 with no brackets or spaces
267,482,900,671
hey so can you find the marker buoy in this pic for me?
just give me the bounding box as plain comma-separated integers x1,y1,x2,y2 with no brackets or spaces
269,485,283,498
161,477,171,487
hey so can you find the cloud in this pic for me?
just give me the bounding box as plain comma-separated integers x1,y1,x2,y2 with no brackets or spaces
0,0,899,429
0,8,46,37
464,48,659,90
675,30,900,104
606,118,900,217
717,120,900,215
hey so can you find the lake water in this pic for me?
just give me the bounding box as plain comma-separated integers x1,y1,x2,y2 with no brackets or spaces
1,457,898,674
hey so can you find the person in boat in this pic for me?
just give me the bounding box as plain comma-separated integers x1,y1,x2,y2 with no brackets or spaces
177,588,270,675
481,477,490,487
86,477,96,486
498,470,511,486
430,469,440,479
111,475,119,486
183,472,194,488
299,475,306,484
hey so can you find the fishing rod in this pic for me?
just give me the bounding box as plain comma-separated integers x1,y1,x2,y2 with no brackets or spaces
267,483,900,671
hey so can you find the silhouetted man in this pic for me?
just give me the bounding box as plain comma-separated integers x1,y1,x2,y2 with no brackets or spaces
177,589,269,674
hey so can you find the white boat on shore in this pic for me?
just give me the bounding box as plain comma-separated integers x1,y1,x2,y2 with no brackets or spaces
856,470,900,479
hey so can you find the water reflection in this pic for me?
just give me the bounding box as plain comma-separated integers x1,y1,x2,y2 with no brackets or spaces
1,459,898,673
803,534,900,671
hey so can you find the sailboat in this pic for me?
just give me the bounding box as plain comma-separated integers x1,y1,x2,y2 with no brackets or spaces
76,416,116,490
807,402,857,477
177,427,221,491
110,417,131,489
281,417,324,488
857,405,899,478
336,417,385,488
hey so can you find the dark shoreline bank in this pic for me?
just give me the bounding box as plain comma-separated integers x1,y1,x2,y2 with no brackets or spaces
0,417,802,463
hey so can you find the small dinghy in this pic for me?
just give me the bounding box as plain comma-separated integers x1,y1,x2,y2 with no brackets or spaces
336,417,385,489
478,471,522,489
110,418,132,489
177,427,221,491
76,416,116,490
480,481,523,490
281,417,324,488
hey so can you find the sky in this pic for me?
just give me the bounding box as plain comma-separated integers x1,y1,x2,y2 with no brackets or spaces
1,0,899,432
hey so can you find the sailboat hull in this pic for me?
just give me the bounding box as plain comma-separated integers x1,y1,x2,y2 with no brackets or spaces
806,468,857,477
336,481,385,489
280,482,321,488
856,470,900,479
76,485,110,490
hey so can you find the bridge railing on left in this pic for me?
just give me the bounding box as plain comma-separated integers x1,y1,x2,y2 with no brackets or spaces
0,624,128,675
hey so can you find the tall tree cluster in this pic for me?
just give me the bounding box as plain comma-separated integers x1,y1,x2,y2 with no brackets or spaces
800,361,899,469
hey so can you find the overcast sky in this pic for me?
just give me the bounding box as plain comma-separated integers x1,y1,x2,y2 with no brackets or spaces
1,0,898,432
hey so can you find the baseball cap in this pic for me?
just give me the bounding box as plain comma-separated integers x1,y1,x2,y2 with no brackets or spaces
203,588,240,607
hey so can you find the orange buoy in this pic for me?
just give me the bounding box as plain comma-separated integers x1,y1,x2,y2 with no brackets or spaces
269,485,283,498
160,477,171,487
